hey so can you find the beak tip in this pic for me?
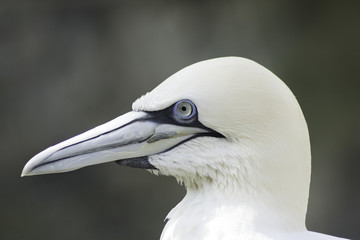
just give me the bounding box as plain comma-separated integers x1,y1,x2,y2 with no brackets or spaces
21,165,32,177
21,158,39,177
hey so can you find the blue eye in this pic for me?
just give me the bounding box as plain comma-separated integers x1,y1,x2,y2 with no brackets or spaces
173,100,197,121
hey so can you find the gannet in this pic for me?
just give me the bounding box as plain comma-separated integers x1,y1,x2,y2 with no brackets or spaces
22,57,348,240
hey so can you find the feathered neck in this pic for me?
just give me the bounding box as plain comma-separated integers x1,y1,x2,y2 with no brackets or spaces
161,177,307,240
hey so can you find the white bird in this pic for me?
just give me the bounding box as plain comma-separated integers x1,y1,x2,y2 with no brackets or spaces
22,57,348,240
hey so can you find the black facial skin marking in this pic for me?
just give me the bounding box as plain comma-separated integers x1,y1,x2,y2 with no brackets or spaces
115,100,224,170
116,156,156,169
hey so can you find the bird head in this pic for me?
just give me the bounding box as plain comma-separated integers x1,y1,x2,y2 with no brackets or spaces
22,57,311,229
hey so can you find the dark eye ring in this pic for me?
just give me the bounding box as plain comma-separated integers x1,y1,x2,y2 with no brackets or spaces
173,100,197,122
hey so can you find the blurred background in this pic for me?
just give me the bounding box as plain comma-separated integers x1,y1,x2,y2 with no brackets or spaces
1,1,359,239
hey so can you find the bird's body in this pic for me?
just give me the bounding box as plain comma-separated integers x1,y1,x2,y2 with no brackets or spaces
22,57,348,240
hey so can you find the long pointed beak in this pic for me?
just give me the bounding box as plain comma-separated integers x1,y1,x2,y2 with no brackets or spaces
22,111,213,177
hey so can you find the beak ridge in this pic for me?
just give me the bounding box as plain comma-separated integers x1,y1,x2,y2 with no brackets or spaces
21,110,211,177
21,111,148,176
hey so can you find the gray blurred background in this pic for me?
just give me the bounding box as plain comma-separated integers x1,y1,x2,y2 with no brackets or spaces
1,1,359,239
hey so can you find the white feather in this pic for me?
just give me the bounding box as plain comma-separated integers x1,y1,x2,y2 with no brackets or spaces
134,57,348,239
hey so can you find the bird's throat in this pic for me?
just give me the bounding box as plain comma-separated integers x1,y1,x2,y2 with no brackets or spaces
161,189,266,240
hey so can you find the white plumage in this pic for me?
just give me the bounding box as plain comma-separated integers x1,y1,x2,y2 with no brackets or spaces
22,57,348,240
